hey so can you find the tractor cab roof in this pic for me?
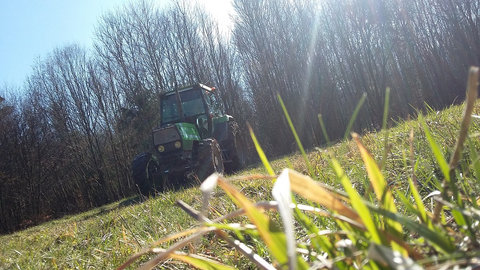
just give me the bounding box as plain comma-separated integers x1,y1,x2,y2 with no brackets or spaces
162,83,215,96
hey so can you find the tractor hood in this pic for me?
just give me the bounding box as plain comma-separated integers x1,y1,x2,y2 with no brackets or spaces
153,122,201,152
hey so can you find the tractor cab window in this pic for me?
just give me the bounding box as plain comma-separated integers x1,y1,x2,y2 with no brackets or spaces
204,90,223,116
161,94,180,124
181,89,205,117
161,89,206,125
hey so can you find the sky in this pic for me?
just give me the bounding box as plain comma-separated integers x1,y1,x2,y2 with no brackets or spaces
0,0,233,90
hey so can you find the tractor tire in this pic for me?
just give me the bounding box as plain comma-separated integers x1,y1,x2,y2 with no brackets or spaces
132,152,160,196
195,139,224,181
229,138,246,172
225,122,246,173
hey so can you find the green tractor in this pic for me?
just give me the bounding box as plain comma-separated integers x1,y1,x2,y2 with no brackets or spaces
132,83,245,195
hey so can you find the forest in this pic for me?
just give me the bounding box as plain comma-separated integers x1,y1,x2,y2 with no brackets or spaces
0,0,479,233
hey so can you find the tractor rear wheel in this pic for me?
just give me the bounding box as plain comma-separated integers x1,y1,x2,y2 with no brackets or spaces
195,139,224,181
132,152,161,195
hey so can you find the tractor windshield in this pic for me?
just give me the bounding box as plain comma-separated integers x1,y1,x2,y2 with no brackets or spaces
161,89,206,125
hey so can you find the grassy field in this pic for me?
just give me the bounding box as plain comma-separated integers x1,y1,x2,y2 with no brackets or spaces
2,84,480,269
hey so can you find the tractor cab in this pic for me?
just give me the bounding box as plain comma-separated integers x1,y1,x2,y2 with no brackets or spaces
160,84,224,138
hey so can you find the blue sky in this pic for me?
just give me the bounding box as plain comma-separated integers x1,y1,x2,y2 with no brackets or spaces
0,0,231,91
0,0,132,88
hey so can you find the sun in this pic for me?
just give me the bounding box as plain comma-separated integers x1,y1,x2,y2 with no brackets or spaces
196,0,234,30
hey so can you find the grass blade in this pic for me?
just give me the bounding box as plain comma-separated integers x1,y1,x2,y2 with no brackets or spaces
344,92,367,140
292,197,335,257
381,87,391,169
169,253,236,270
200,174,219,218
368,244,422,270
382,87,391,131
449,66,478,170
272,169,296,270
408,177,430,227
352,133,405,254
278,94,314,176
217,177,289,267
352,134,398,215
247,123,275,177
331,158,382,245
468,139,480,181
318,114,331,146
286,169,362,224
418,114,450,183
369,206,454,254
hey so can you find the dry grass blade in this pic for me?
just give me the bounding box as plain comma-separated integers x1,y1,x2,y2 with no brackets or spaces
434,66,479,221
177,199,276,270
449,66,479,169
217,232,277,270
137,229,211,270
209,200,364,230
227,174,277,182
177,200,209,222
137,197,275,270
143,248,236,270
168,252,236,270
286,169,362,224
117,227,215,270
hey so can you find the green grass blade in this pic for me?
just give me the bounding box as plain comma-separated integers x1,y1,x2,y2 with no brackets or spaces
451,209,466,227
418,114,450,183
247,123,275,177
292,201,335,257
395,190,420,217
217,178,288,267
277,94,314,176
353,134,406,254
344,92,367,140
368,244,422,270
381,87,391,169
369,206,455,254
318,114,331,146
408,178,430,227
352,134,398,214
331,158,383,245
467,139,480,181
424,102,435,114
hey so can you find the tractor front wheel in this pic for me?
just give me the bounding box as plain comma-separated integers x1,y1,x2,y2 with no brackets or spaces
195,139,224,181
131,152,161,196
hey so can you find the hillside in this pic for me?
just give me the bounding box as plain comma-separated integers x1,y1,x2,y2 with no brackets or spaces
2,96,480,269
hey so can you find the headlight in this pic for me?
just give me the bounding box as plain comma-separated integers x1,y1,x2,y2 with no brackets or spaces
174,141,182,149
158,145,165,152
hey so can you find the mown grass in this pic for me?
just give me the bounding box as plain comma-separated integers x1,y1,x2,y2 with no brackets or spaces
0,178,275,269
2,70,480,269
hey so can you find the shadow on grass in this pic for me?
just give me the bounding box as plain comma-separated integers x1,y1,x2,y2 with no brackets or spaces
76,195,144,222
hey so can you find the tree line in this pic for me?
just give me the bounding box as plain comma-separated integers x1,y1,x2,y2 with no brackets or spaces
0,0,478,233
